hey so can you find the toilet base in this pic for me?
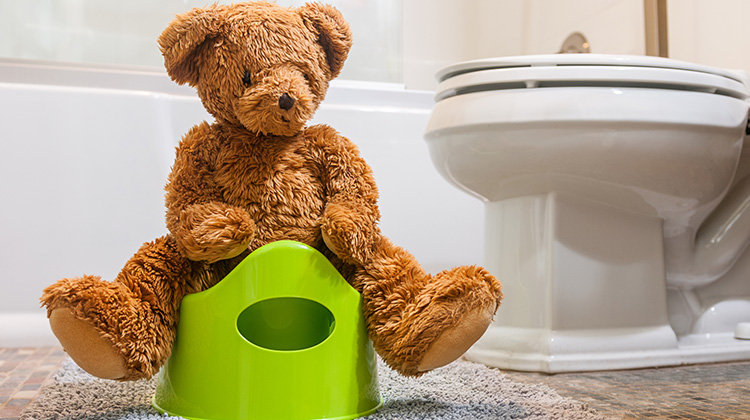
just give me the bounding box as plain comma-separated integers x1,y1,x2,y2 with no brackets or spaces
474,193,750,372
466,326,750,373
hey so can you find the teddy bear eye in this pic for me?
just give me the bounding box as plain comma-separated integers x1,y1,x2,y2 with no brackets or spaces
242,71,253,86
303,73,310,82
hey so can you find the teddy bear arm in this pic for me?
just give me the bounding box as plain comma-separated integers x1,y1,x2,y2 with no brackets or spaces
164,122,224,226
165,124,256,262
307,126,382,265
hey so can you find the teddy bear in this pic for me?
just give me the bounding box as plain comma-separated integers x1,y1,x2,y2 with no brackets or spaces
41,1,502,381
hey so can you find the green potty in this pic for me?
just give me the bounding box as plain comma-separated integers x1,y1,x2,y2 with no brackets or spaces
152,240,381,420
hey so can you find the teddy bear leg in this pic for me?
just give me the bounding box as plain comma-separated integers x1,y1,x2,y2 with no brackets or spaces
41,235,197,380
353,236,502,377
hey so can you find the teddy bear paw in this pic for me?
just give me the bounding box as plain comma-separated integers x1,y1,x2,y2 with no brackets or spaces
49,308,128,380
175,203,256,262
320,200,378,265
417,302,496,372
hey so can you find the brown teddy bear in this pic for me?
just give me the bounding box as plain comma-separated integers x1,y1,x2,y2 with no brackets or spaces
41,1,502,381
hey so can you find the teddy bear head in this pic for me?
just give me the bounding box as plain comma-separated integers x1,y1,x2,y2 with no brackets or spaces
158,1,352,137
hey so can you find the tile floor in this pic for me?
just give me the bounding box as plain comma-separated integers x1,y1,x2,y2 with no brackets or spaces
0,348,64,420
503,361,750,419
2,346,749,419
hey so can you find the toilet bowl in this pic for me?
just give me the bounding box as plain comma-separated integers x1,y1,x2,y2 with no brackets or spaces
424,54,750,372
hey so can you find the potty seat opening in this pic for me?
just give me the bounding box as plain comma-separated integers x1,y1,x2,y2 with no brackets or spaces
237,297,335,351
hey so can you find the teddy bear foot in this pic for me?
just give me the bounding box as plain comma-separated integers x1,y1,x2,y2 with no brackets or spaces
416,303,496,372
49,308,128,380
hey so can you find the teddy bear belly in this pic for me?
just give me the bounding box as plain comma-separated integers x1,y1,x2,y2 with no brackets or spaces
235,188,326,250
215,157,326,249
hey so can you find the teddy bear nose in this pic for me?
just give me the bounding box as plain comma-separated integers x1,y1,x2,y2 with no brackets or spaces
278,93,295,111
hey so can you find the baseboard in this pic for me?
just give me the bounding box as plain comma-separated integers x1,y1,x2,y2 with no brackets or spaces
0,311,58,347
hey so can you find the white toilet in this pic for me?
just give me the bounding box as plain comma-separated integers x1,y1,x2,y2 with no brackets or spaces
424,54,750,372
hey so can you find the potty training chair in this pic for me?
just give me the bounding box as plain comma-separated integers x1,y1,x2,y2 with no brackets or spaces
152,240,382,420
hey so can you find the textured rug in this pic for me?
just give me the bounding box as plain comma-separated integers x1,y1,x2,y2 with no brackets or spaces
22,358,608,420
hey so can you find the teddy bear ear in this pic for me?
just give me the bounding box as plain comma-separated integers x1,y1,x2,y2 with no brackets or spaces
299,3,353,80
158,5,223,86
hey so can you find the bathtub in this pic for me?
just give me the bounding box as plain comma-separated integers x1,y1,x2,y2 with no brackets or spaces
0,59,483,346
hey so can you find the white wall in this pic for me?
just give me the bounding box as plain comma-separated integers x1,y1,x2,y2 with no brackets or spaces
402,0,473,92
403,0,646,90
521,0,645,56
402,0,750,91
668,0,750,75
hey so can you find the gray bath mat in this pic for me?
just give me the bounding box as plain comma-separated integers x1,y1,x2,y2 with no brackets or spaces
22,358,608,420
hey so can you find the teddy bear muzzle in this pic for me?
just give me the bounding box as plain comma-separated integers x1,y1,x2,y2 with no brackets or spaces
235,70,315,136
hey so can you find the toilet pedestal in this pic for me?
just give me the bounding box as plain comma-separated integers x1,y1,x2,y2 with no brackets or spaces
466,192,681,372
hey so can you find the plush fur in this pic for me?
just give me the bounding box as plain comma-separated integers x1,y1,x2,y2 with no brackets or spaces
41,1,502,381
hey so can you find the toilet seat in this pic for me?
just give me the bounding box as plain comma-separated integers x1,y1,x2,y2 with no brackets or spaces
435,54,749,102
428,54,750,135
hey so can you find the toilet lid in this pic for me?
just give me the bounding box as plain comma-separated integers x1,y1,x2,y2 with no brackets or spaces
436,54,750,101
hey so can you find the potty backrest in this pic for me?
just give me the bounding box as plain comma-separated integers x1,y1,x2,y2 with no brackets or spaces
153,240,381,420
